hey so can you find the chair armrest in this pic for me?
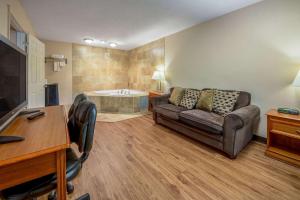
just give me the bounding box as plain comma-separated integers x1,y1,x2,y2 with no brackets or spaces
223,105,260,158
150,94,170,108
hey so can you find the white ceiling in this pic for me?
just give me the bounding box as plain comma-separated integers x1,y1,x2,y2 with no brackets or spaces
21,0,262,50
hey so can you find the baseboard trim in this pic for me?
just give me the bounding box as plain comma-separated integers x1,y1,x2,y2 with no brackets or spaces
253,135,267,144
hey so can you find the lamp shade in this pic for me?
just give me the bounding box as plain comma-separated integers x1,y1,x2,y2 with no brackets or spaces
152,70,164,80
293,70,300,87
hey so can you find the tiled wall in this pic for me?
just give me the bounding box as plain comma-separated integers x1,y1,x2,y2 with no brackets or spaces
128,39,165,91
72,44,129,96
72,39,165,96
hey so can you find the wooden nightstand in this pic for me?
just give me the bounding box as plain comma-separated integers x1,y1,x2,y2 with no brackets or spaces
148,91,166,111
266,109,300,167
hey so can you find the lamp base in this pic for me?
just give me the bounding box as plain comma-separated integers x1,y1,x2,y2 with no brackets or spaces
156,80,162,92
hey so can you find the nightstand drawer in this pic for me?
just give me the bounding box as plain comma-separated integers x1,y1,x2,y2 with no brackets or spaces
270,120,300,137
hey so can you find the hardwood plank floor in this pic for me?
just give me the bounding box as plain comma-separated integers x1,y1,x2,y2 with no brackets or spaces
42,115,300,200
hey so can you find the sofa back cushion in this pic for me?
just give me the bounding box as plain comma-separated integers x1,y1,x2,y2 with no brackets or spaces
169,88,251,111
180,89,201,109
234,91,251,110
169,87,185,106
202,88,251,111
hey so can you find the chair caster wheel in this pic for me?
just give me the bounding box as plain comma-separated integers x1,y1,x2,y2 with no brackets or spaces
67,182,75,194
48,191,57,200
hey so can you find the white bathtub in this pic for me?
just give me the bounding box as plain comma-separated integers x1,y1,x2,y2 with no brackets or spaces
85,89,149,113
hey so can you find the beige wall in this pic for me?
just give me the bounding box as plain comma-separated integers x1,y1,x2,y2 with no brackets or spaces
128,39,165,91
72,44,129,96
165,0,300,137
44,40,73,105
4,0,35,35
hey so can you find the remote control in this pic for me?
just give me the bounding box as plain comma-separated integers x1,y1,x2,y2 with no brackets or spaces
27,111,45,120
0,136,24,144
19,109,41,115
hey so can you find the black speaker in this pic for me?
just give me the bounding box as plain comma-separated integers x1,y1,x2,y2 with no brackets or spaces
45,83,59,106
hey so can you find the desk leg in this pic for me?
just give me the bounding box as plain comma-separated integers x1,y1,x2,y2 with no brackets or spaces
56,150,67,200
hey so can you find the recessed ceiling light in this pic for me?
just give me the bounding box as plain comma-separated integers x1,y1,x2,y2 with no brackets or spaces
109,42,118,48
83,38,94,44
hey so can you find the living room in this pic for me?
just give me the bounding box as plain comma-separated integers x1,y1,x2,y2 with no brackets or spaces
0,0,299,199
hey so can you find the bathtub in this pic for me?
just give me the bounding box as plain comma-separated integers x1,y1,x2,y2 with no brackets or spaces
85,89,149,114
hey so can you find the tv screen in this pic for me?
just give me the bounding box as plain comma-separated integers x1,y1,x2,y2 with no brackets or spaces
0,36,27,129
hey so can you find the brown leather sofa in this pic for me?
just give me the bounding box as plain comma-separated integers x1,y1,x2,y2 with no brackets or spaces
151,88,260,158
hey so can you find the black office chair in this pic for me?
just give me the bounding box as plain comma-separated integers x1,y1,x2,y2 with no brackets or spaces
0,100,97,200
57,93,88,196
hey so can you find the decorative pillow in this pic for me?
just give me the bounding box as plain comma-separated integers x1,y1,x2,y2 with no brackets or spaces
212,90,240,116
196,90,214,112
180,89,201,109
169,87,185,106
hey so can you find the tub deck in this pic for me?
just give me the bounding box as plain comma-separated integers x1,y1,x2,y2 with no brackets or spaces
85,90,149,114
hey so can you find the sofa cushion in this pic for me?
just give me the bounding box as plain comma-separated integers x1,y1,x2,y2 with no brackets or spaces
155,104,188,120
169,87,185,106
179,109,224,134
202,88,251,111
180,89,201,109
212,90,240,116
196,89,214,112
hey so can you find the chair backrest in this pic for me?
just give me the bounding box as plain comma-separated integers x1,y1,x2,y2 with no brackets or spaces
68,100,97,162
68,94,88,119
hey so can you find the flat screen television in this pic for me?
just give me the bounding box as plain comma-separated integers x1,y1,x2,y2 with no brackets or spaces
0,35,27,132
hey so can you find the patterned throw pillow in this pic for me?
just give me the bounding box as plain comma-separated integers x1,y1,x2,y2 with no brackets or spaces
169,87,185,106
196,90,214,112
180,89,201,109
212,90,240,116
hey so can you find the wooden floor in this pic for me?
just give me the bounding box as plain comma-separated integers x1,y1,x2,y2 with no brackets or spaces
43,115,300,200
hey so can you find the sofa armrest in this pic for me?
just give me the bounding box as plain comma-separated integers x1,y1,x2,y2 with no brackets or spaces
225,105,260,129
223,105,260,158
150,94,170,108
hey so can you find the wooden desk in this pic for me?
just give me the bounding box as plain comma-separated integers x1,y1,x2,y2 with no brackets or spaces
0,106,70,200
